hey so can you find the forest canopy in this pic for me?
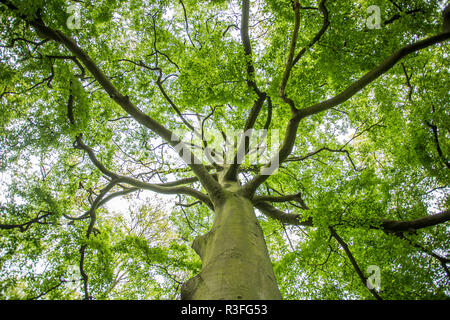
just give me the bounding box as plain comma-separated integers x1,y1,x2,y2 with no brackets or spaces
0,0,449,300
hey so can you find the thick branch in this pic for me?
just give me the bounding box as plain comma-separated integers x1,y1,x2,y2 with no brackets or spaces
0,211,54,232
79,178,118,300
381,209,450,233
223,93,266,181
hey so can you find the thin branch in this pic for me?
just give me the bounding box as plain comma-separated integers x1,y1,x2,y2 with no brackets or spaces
29,278,80,300
120,57,223,170
1,37,49,49
97,187,139,208
241,30,450,195
176,200,202,208
240,0,261,95
222,24,239,37
281,223,295,251
223,0,268,181
263,96,273,130
63,188,140,221
177,197,197,233
157,77,196,132
384,9,423,26
223,93,266,181
46,55,86,78
178,0,197,48
149,14,181,71
117,58,195,133
73,136,118,179
329,227,383,300
396,233,450,279
388,0,402,12
242,116,301,196
340,118,385,150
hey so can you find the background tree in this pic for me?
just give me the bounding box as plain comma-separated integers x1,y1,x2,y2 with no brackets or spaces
0,0,449,300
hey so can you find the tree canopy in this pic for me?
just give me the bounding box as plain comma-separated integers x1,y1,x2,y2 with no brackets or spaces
0,0,449,300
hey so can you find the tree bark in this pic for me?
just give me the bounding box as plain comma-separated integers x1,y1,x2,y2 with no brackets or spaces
181,184,282,300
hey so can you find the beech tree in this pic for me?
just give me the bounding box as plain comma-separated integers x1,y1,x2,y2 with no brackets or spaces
0,0,449,300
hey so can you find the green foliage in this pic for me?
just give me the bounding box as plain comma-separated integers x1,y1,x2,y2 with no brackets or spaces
0,0,448,300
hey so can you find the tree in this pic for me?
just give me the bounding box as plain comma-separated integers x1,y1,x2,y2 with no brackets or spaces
0,0,449,300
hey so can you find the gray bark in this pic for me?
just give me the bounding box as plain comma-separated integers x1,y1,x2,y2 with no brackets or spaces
181,181,281,300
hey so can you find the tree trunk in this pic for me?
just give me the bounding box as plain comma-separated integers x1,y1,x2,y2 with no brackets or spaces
180,187,282,300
